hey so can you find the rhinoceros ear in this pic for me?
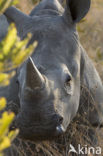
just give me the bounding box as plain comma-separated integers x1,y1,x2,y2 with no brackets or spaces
4,7,32,36
65,0,91,23
26,57,45,90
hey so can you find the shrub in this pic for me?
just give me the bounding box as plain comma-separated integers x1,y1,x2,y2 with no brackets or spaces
0,1,37,155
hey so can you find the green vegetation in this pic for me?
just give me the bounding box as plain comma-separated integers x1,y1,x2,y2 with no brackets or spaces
0,0,18,14
0,99,18,156
0,0,103,155
0,0,37,155
0,24,37,86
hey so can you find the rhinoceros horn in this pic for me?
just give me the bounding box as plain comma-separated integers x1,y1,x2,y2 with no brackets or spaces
26,57,45,89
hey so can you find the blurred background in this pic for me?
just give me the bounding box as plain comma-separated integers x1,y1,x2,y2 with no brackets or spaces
17,0,103,147
0,0,103,155
17,0,103,80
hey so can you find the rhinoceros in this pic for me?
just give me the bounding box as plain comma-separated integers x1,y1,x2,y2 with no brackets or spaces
0,0,103,141
0,15,9,41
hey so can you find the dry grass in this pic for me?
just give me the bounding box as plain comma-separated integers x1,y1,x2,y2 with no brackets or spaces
5,0,103,155
78,0,103,79
5,85,100,156
17,0,103,79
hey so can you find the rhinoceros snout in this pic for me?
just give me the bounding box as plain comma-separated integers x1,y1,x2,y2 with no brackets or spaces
55,125,65,136
11,113,65,140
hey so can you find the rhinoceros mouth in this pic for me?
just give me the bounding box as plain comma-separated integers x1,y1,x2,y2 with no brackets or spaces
10,113,65,141
17,124,65,141
10,123,65,141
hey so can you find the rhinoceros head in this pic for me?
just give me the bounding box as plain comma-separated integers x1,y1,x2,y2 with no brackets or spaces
4,0,91,140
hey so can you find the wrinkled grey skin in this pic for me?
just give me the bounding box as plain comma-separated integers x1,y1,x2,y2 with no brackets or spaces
0,0,103,141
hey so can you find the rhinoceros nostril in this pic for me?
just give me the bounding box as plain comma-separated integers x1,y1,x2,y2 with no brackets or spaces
53,114,63,124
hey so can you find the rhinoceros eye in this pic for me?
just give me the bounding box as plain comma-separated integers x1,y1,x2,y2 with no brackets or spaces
16,80,19,85
16,80,20,89
64,75,73,95
66,75,71,84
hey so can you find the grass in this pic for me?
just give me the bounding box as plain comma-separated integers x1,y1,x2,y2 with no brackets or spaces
4,0,103,155
5,85,100,156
